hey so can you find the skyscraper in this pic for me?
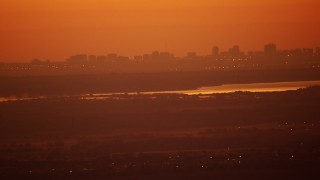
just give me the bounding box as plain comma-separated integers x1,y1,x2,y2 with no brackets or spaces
228,45,240,56
212,46,219,57
264,43,277,56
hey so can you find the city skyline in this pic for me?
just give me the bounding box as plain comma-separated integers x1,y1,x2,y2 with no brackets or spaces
1,43,320,63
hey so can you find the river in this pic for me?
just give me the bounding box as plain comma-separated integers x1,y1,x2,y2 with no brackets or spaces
1,80,320,102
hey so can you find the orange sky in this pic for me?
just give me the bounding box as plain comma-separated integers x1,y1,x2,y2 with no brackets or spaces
1,0,320,62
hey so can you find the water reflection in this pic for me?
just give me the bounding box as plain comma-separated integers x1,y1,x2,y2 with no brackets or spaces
0,96,47,103
87,80,320,97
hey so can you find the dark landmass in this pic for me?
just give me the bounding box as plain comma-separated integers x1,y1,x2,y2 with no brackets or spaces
0,86,320,179
1,68,320,97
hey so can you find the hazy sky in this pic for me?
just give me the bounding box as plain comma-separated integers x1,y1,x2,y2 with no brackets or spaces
1,0,320,62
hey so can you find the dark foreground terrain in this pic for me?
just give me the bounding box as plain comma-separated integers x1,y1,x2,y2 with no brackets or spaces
0,86,320,179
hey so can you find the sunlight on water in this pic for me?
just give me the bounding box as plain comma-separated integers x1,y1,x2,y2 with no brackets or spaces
83,80,320,99
129,80,320,95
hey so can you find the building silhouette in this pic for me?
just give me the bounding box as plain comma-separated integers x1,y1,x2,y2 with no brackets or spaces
228,45,241,56
67,54,87,64
187,52,197,59
315,47,320,57
212,46,219,57
264,43,277,56
302,48,313,58
88,55,97,62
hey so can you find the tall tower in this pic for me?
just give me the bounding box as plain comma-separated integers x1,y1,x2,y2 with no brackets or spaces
228,45,240,56
212,46,219,57
264,43,277,56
